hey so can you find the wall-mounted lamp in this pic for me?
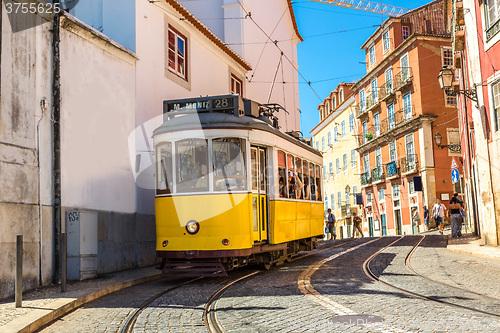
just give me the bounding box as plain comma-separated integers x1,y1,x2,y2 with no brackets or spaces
434,132,461,153
437,67,478,105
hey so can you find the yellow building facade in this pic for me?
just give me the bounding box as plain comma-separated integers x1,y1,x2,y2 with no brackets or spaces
310,83,363,239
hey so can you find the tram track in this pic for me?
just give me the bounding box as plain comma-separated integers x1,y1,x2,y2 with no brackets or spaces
363,235,500,319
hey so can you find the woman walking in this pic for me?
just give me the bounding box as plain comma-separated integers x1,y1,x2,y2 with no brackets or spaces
448,197,463,238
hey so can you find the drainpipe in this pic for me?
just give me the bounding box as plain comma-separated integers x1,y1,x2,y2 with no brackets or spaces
52,5,62,284
37,99,47,285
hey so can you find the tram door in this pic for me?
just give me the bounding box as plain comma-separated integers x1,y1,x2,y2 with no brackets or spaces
250,147,268,242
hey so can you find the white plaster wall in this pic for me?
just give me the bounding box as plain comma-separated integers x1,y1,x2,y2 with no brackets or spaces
178,0,302,132
134,1,248,213
60,22,137,213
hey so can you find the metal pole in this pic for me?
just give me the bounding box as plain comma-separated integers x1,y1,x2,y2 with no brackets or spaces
15,235,23,308
61,233,66,292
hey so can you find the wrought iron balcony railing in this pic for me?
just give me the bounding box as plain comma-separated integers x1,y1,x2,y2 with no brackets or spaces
360,171,371,186
372,166,385,182
355,103,368,118
365,92,379,111
379,81,395,101
400,154,419,174
386,160,399,178
394,67,413,91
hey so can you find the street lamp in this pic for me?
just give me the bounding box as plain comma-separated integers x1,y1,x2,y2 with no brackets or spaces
434,131,461,153
437,67,478,104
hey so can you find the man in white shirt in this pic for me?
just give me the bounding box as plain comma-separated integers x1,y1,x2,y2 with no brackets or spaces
432,198,447,234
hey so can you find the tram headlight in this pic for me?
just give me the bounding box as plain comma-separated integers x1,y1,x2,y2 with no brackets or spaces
185,220,200,235
162,240,168,247
222,239,230,246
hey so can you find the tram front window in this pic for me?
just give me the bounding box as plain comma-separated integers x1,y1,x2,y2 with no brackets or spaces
175,139,209,193
213,138,246,191
156,142,173,194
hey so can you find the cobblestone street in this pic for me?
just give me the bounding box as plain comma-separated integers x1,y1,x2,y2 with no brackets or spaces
19,235,499,332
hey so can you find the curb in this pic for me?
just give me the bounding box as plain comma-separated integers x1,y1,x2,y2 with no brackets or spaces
446,247,500,261
0,274,162,333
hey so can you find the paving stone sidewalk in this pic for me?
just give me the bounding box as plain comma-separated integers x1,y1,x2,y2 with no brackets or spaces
0,265,161,333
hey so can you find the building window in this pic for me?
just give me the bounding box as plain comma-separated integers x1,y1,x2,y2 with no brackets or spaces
389,140,397,162
353,185,358,195
334,126,339,143
343,153,348,171
351,149,356,168
316,141,319,150
328,132,332,146
369,44,376,65
349,114,354,132
374,113,380,137
340,89,344,102
379,188,385,201
493,80,500,131
392,184,400,197
322,136,325,151
323,165,326,180
375,146,382,167
388,103,395,129
367,192,372,204
402,26,410,40
336,158,340,174
385,67,393,93
363,153,370,173
231,75,243,96
445,90,457,107
403,92,412,120
409,179,415,195
337,191,342,209
485,0,500,39
341,120,346,138
329,162,333,178
168,26,187,79
447,128,461,156
383,30,390,53
331,194,335,209
371,78,378,102
332,96,337,109
441,47,453,68
362,121,368,143
359,90,366,111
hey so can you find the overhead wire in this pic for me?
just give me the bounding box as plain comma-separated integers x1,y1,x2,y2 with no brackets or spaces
236,0,323,101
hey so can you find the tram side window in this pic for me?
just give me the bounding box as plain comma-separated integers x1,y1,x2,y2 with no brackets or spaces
278,150,287,198
213,138,246,191
309,163,316,200
287,154,296,198
175,139,209,193
303,161,310,200
251,148,259,191
295,158,304,199
156,143,173,194
315,165,322,201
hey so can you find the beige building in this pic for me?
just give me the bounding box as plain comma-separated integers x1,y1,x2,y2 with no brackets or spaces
310,83,363,239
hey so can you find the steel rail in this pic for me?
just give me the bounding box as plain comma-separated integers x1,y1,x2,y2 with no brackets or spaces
363,235,500,318
118,277,203,333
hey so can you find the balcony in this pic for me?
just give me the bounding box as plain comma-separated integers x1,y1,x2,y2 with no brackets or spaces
360,171,371,186
394,67,413,91
365,92,380,111
379,81,395,102
400,154,419,175
355,103,368,118
372,166,385,184
386,160,400,179
357,126,375,146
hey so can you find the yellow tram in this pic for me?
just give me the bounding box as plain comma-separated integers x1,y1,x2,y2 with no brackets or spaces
154,95,324,276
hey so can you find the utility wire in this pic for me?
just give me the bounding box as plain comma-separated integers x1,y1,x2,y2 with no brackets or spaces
236,0,322,101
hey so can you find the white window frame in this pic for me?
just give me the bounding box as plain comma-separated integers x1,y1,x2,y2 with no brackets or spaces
167,26,187,79
343,153,348,172
369,44,376,65
351,149,356,168
375,146,382,167
349,114,354,132
334,126,339,143
389,140,397,162
371,78,378,102
374,113,380,137
383,30,390,53
379,188,385,202
341,120,346,138
337,191,342,210
493,80,500,131
392,184,400,198
336,158,340,174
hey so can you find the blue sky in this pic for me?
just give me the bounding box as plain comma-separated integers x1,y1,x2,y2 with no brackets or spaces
292,0,432,135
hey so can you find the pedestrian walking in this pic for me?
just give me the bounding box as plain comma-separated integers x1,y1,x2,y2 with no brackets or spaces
432,198,447,234
326,208,336,240
448,197,463,238
423,205,430,231
352,212,364,238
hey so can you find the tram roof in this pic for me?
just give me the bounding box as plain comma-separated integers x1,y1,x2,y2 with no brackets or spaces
153,113,322,157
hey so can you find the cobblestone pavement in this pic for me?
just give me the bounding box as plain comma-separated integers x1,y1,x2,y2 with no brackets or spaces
28,236,500,332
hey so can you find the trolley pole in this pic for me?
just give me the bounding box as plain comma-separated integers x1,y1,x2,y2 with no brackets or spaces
16,235,23,308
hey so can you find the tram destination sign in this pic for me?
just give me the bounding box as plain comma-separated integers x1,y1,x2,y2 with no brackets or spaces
164,94,243,116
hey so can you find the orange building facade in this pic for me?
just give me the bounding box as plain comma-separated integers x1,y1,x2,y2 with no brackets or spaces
352,0,462,236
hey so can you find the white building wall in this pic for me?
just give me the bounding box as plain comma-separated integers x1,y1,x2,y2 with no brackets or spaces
134,0,248,214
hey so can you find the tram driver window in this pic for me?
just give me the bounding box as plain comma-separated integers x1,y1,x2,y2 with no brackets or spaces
175,139,209,193
213,138,246,191
156,142,173,195
278,151,287,198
